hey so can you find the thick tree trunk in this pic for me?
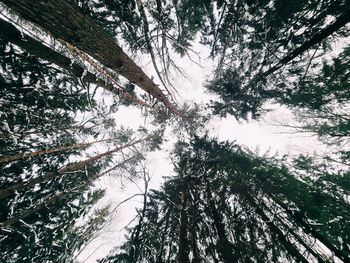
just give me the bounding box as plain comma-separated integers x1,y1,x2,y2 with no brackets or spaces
0,18,108,90
0,19,153,108
0,0,179,115
0,16,155,110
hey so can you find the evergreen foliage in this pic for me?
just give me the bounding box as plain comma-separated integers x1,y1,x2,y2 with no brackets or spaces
0,0,349,262
102,137,350,262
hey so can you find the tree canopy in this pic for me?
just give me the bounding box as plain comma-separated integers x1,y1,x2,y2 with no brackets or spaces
0,0,349,262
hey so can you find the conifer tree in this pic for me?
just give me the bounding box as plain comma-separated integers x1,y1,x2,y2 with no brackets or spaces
0,33,158,261
102,136,350,262
0,0,180,115
205,0,350,120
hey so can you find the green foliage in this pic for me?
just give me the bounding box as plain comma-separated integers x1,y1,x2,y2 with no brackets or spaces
103,136,350,262
2,0,350,261
206,0,350,124
75,0,142,50
0,38,107,261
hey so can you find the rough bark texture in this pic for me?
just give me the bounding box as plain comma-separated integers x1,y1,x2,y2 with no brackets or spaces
0,18,109,89
0,0,179,114
0,17,155,109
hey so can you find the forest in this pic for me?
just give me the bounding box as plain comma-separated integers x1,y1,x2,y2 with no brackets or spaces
0,0,349,262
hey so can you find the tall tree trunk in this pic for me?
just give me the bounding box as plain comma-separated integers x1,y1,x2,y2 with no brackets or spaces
259,199,326,263
129,172,149,263
178,191,189,263
156,210,170,263
0,136,151,199
0,17,155,110
0,156,135,227
204,180,235,263
253,7,350,83
0,138,111,164
189,193,201,263
0,0,180,115
270,194,349,262
243,193,310,263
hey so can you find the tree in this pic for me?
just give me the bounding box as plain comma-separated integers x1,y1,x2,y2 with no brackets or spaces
0,31,159,261
0,17,160,110
0,0,180,115
206,0,350,119
0,33,104,261
102,136,350,262
278,44,350,145
1,0,350,261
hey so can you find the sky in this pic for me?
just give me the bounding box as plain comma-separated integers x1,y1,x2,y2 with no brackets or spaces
0,4,341,261
74,40,328,262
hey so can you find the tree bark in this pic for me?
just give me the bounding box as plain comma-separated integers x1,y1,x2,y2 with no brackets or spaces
0,16,155,110
178,191,189,263
0,0,180,115
0,17,108,90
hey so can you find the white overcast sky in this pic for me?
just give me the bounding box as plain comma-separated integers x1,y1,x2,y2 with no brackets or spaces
0,3,345,262
75,40,328,262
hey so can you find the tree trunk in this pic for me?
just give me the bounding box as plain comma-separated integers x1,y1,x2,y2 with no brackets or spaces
0,136,151,199
136,0,169,94
255,7,350,83
0,0,180,115
204,181,235,263
129,173,149,263
0,156,135,227
259,199,326,263
244,193,311,263
189,194,201,263
0,17,155,110
270,194,349,262
0,138,111,164
178,191,189,263
156,211,170,263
